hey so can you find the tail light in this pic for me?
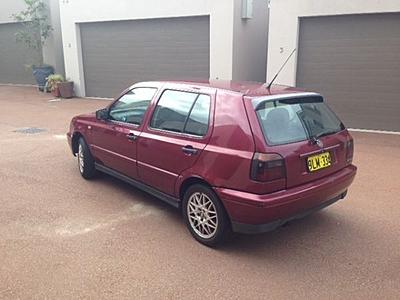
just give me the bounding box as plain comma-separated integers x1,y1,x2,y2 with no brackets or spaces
345,139,354,163
250,153,286,182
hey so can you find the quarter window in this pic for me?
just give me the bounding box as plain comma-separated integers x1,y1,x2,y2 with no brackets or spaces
109,87,157,125
150,90,211,136
184,95,210,136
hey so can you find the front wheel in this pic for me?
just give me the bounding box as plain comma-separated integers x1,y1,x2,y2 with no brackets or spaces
183,184,230,247
77,137,97,179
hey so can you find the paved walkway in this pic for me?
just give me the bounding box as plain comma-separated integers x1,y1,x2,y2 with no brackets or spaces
0,85,399,299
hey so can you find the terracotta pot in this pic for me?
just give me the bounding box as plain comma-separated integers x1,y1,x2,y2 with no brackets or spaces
58,81,74,98
51,87,61,97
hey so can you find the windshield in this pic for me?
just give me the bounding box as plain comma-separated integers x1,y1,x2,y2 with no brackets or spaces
254,96,345,146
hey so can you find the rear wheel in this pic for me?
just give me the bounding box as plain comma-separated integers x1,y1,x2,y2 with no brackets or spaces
183,184,230,247
77,137,97,179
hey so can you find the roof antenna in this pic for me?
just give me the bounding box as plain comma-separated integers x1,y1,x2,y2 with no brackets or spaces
266,48,296,90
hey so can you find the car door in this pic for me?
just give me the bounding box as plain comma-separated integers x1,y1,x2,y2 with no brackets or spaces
90,87,158,179
137,87,215,196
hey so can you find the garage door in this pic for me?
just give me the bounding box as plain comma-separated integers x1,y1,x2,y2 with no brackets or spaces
80,16,210,98
297,13,400,132
0,22,42,84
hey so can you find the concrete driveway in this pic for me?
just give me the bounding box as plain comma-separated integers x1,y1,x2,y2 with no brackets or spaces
0,85,399,299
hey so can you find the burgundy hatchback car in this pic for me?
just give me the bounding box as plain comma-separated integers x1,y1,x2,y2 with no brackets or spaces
67,80,357,246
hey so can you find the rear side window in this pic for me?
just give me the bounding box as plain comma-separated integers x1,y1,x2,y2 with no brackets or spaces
254,96,344,145
150,90,211,136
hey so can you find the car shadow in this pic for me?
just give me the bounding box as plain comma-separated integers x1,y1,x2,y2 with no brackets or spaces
220,212,341,251
91,172,356,254
94,172,183,222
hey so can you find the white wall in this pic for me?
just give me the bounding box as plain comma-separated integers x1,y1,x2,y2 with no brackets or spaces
267,0,400,86
0,0,26,24
232,0,269,82
59,0,235,97
42,0,65,75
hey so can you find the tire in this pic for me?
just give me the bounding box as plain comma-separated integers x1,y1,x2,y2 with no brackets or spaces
183,184,230,247
77,137,97,179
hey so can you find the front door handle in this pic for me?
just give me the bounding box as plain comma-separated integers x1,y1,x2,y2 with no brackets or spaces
126,132,137,141
182,145,198,156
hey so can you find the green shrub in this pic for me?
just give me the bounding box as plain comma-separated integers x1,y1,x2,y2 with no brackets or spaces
46,74,64,92
12,0,53,66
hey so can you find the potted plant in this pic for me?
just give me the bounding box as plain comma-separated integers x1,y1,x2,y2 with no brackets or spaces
58,80,74,98
46,74,64,97
12,0,54,91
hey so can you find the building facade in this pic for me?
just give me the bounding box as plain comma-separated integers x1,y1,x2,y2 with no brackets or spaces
59,0,269,98
267,0,400,131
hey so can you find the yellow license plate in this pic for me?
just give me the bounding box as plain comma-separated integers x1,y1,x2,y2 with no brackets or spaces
307,152,331,172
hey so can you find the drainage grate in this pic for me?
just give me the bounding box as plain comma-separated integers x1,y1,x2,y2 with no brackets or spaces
13,127,47,134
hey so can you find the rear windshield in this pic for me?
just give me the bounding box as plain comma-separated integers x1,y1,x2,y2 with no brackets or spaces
253,96,345,146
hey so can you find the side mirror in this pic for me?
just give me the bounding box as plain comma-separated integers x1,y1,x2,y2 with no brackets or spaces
96,108,109,120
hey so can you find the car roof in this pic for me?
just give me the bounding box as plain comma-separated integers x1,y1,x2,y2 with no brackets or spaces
132,79,307,97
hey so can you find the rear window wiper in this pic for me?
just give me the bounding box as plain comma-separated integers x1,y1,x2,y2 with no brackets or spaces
296,112,315,141
315,130,339,139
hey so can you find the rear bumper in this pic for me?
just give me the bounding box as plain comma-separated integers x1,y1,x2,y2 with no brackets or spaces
214,165,357,234
231,192,345,234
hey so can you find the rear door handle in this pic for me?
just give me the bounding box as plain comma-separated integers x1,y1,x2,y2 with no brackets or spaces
182,145,198,156
126,132,137,141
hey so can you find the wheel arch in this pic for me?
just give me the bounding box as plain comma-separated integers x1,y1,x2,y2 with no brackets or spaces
71,131,84,155
179,176,213,201
179,177,230,221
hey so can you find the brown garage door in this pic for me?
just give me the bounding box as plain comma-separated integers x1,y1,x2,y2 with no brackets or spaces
80,16,210,98
0,22,42,84
297,13,400,132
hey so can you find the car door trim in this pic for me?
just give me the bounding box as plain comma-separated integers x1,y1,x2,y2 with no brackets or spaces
137,160,178,178
95,163,180,208
91,144,137,164
108,119,141,128
146,127,206,139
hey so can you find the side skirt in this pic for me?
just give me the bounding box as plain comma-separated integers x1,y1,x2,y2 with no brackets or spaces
95,163,180,208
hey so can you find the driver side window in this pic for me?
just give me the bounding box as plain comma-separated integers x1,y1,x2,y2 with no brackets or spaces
109,87,157,125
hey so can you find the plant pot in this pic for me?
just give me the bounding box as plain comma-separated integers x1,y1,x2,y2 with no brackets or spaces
58,81,74,98
32,65,54,91
51,87,61,97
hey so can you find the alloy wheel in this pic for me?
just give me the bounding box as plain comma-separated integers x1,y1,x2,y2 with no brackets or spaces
78,143,84,173
187,192,218,239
